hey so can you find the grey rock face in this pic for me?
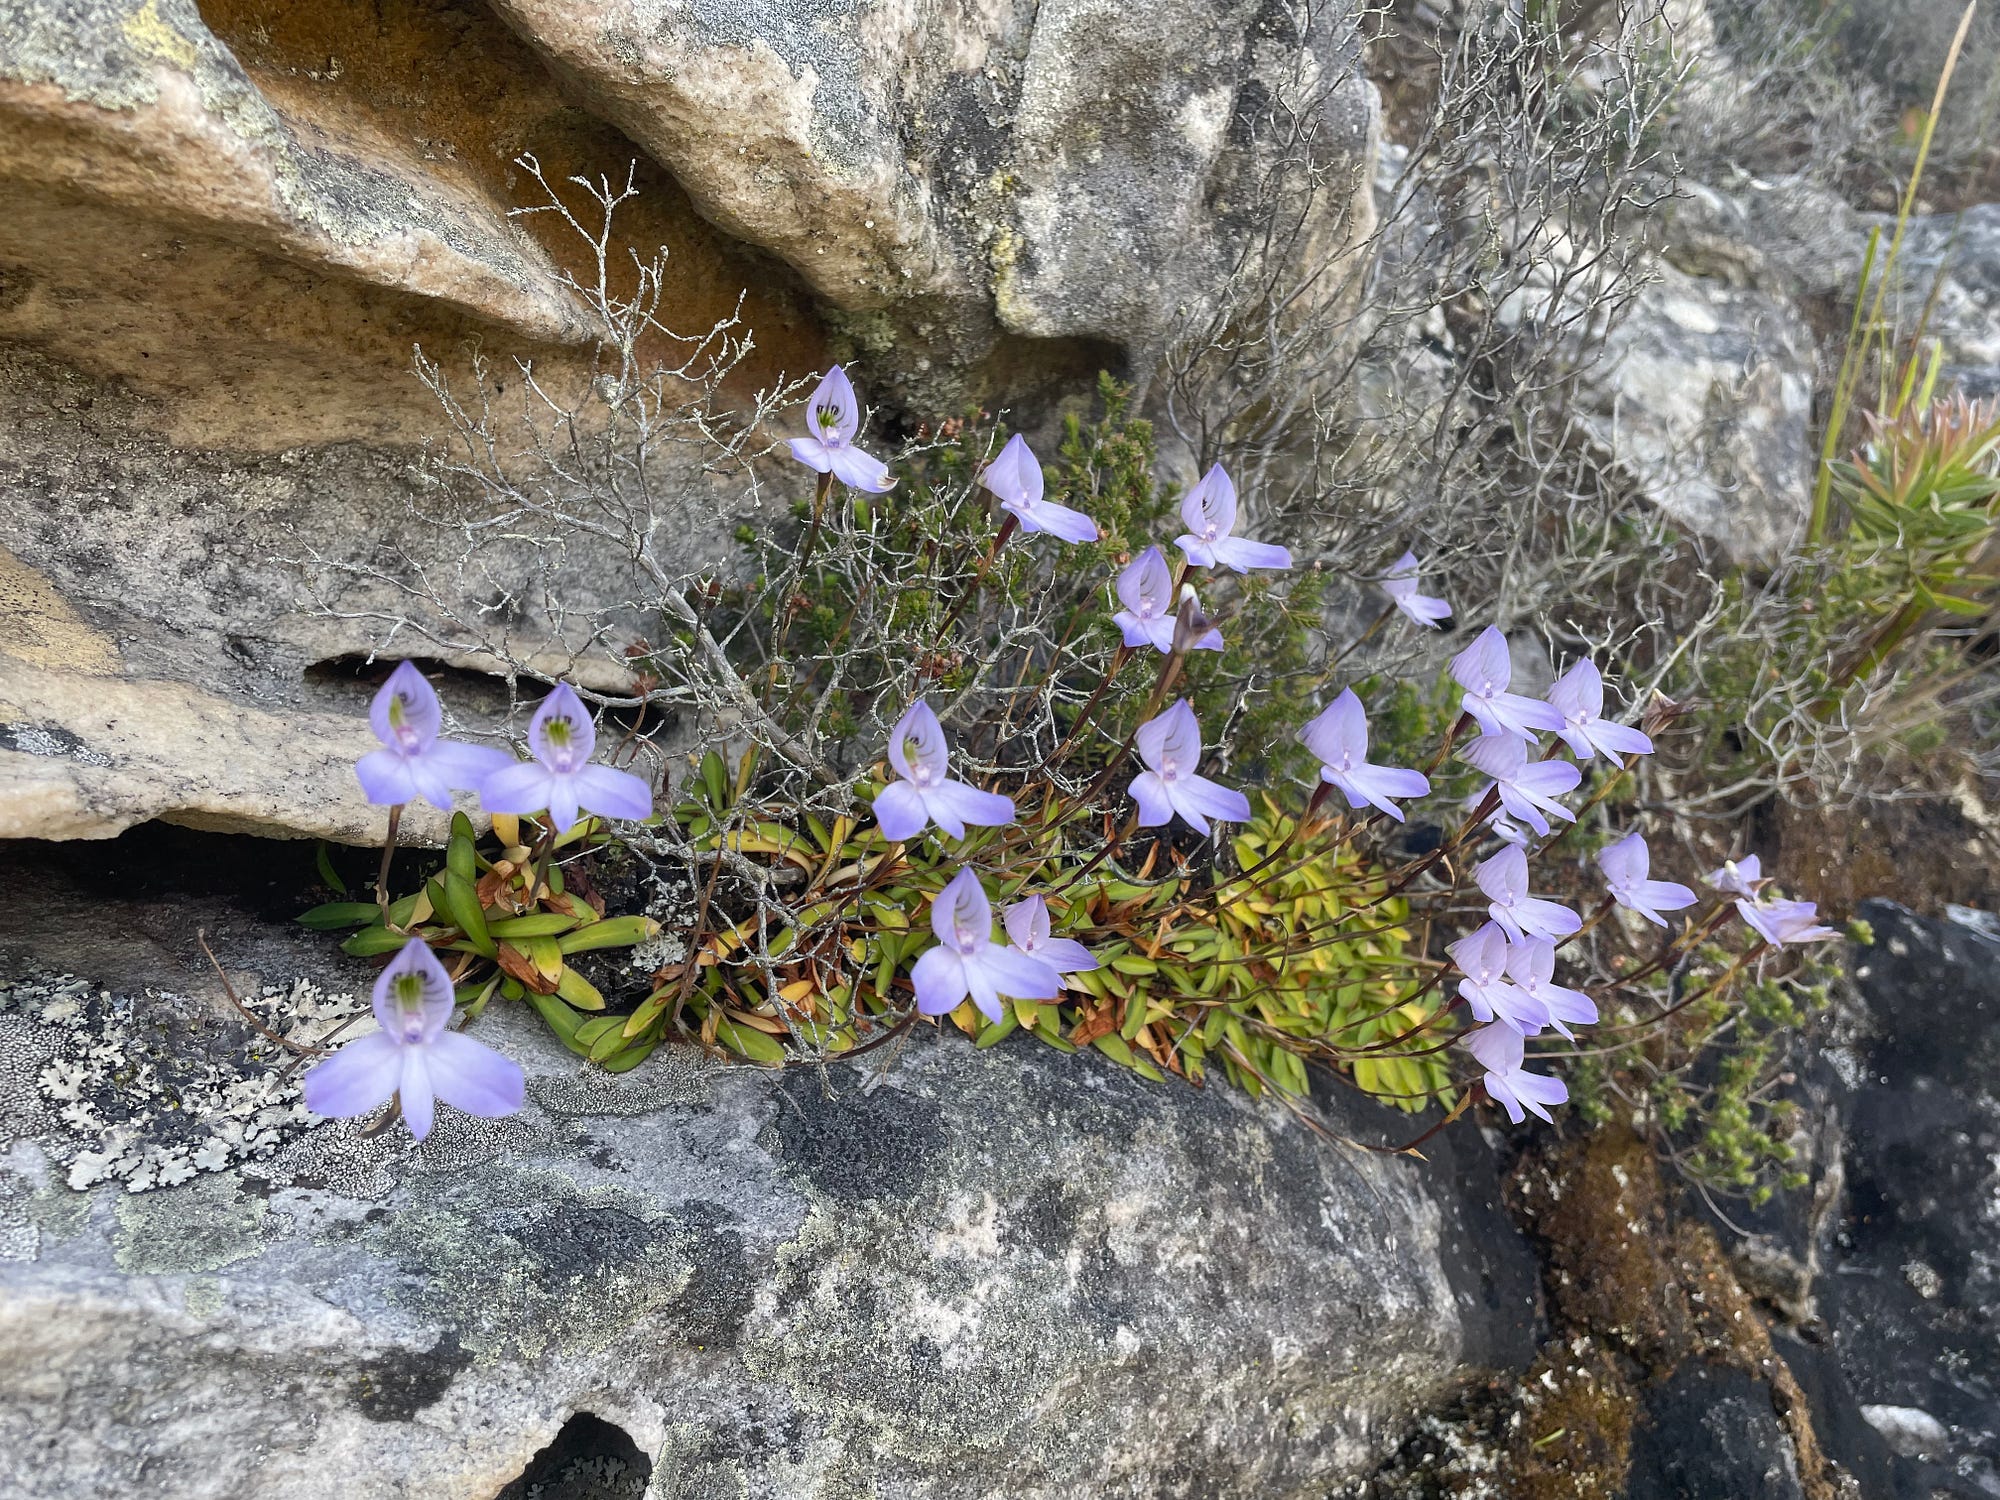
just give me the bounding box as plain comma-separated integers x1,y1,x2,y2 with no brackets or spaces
0,832,1538,1500
1574,263,1818,562
1626,1361,1808,1500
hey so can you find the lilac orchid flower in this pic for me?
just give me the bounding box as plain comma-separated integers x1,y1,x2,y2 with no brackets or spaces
354,661,512,811
1450,627,1564,739
1173,464,1292,573
301,938,525,1141
1297,689,1431,822
1547,659,1654,761
1381,550,1452,628
1002,895,1100,987
1474,844,1582,944
911,868,1062,1023
479,683,655,836
1113,545,1222,654
1464,1022,1568,1124
1446,921,1549,1034
787,365,896,493
1129,699,1252,837
980,434,1099,543
872,700,1016,842
1459,732,1581,838
1504,938,1598,1040
1736,897,1838,947
1596,831,1697,927
1706,854,1764,896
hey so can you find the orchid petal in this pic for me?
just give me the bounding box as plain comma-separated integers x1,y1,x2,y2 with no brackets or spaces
975,946,1062,1002
426,1031,527,1118
479,761,556,817
873,781,929,842
398,1048,437,1141
1003,896,1049,951
980,434,1042,509
925,779,1016,833
787,435,835,474
1178,774,1251,828
369,661,441,754
1209,536,1292,573
912,947,969,1016
300,1032,402,1120
1128,771,1175,828
573,763,654,825
529,683,597,772
806,366,860,444
355,749,421,808
828,443,896,493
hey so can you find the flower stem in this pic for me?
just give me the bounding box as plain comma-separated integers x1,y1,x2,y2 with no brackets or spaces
376,803,403,928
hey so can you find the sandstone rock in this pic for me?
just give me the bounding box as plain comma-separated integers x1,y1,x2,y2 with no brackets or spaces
0,0,589,345
0,348,667,844
0,832,1540,1499
488,0,1378,390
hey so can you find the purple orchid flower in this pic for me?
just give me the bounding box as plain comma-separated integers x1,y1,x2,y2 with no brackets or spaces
1736,897,1838,947
1464,1022,1568,1124
1459,732,1581,838
911,868,1062,1023
1596,831,1697,927
301,938,525,1141
980,434,1099,543
1450,627,1564,739
1113,545,1223,653
1504,938,1598,1040
1706,855,1764,896
354,661,512,811
1297,688,1431,822
872,700,1016,842
1381,550,1452,628
1129,698,1252,837
787,365,896,493
1002,895,1100,988
1173,464,1292,573
1547,659,1654,761
1446,921,1549,1034
1474,844,1582,943
479,683,655,836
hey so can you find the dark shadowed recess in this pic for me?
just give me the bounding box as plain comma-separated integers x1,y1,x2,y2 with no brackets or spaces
492,1412,651,1500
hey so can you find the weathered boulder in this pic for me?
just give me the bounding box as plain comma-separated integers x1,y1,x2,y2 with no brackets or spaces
0,827,1540,1500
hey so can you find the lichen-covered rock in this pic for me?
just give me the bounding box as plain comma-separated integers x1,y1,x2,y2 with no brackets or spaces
0,836,1539,1500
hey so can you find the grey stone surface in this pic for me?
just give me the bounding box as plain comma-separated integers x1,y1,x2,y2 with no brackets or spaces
0,830,1539,1500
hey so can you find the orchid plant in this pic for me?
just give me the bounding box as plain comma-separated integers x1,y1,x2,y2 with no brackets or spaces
291,366,1839,1167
